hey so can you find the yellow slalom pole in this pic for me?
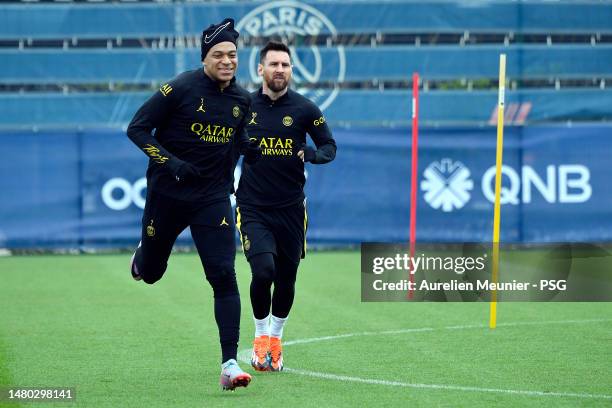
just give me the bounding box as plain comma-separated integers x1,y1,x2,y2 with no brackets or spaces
490,54,506,329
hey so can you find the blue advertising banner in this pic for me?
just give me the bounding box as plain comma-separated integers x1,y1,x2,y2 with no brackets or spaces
307,125,611,243
0,125,610,249
80,129,149,246
0,131,80,248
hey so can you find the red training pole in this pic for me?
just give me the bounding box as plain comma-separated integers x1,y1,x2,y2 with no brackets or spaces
408,72,419,300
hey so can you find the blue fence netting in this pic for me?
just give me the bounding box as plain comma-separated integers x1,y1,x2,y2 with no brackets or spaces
2,2,611,38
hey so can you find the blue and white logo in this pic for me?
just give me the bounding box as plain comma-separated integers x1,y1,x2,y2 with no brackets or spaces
237,1,346,111
421,159,474,212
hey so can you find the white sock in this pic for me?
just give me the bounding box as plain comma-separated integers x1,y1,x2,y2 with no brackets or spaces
221,359,237,369
254,314,270,337
270,315,288,339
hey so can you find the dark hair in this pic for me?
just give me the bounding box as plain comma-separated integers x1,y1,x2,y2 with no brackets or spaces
259,41,291,62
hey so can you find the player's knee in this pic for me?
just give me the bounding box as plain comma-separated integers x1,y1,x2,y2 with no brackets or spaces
274,279,296,295
249,253,276,282
139,261,167,285
141,274,161,285
208,274,239,298
203,257,234,279
204,259,238,298
275,259,299,286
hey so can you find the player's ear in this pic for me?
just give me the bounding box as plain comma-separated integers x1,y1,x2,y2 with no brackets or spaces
257,63,263,77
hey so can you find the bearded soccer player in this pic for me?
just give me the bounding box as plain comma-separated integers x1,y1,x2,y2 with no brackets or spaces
235,41,337,372
126,18,259,391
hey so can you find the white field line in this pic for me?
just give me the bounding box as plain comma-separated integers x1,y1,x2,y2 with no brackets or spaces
237,318,612,400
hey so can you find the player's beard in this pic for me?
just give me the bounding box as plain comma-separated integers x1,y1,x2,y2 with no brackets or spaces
266,76,289,92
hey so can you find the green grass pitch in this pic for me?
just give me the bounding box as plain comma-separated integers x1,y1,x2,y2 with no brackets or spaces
0,251,610,407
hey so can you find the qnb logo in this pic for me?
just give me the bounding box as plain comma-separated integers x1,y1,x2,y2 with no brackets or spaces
101,177,147,211
236,1,346,111
481,164,592,205
421,159,593,212
421,159,474,212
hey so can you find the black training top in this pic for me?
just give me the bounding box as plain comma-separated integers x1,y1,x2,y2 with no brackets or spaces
127,68,251,204
236,88,336,208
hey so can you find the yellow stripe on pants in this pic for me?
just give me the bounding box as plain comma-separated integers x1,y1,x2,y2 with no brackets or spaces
236,206,245,251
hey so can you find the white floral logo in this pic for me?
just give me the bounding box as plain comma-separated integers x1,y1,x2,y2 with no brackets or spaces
421,159,473,212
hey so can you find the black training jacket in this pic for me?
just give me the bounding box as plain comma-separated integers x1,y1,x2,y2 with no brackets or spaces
236,88,336,208
127,68,251,203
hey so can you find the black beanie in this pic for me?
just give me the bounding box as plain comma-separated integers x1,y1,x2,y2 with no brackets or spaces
200,18,239,61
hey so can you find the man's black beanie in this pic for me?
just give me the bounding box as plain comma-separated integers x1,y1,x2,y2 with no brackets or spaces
201,18,239,61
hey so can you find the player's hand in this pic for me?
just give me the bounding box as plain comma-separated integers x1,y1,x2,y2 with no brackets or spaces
175,161,200,182
243,139,261,165
298,145,316,162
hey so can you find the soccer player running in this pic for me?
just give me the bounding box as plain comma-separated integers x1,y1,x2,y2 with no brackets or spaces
235,41,337,372
126,18,259,391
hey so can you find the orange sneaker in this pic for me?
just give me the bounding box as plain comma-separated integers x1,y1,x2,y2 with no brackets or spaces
251,335,270,371
269,337,283,372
